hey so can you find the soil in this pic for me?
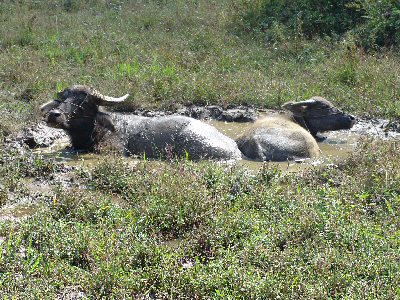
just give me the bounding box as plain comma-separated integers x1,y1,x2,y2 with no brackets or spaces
7,123,67,149
128,104,259,122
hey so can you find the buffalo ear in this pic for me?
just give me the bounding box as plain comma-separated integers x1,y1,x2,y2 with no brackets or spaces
96,112,115,132
282,99,318,116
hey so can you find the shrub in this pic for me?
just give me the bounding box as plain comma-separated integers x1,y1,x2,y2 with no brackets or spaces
235,0,362,37
235,0,400,48
353,0,400,48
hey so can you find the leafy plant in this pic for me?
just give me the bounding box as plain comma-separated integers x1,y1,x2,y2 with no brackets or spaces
235,0,400,48
353,0,400,48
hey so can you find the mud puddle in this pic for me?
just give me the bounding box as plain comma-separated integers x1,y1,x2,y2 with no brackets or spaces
5,115,398,222
33,137,106,168
33,121,359,173
0,174,81,223
0,204,37,222
33,116,400,173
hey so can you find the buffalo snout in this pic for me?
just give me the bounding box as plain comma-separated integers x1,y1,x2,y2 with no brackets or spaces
42,108,68,129
47,110,62,121
303,111,356,135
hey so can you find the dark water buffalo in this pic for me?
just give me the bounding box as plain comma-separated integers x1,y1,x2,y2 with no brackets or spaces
40,85,241,160
282,96,356,140
237,97,356,161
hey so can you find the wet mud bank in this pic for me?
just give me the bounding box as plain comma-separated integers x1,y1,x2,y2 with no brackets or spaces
0,141,85,222
124,105,259,123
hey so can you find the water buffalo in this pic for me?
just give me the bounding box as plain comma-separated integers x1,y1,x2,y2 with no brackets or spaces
236,97,356,161
40,85,242,160
282,96,356,140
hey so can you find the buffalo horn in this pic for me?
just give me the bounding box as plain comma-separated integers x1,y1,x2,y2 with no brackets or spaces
67,85,129,105
89,88,129,106
282,99,317,110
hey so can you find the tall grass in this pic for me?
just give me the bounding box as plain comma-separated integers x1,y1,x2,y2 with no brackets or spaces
0,0,400,135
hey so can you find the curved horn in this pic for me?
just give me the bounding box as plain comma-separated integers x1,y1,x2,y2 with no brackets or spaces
90,88,129,106
281,99,318,117
281,99,317,110
40,100,60,113
65,85,129,106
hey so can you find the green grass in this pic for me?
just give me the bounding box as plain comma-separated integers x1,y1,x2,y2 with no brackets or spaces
1,0,400,298
0,140,400,298
0,0,400,135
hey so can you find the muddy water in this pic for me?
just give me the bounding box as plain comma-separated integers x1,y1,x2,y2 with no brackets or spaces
34,136,105,168
5,118,389,222
34,119,361,174
7,116,396,223
0,204,37,222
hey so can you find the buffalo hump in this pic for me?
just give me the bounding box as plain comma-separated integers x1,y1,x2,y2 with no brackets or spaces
236,115,320,161
123,115,242,160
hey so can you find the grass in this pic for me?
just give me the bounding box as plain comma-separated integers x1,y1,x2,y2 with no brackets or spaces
1,0,400,135
1,0,400,298
0,140,400,298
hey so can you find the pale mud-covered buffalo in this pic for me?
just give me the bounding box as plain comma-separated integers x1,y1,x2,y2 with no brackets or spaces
236,97,356,161
40,85,242,160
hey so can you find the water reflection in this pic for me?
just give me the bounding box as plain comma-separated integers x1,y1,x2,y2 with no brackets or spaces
33,137,104,168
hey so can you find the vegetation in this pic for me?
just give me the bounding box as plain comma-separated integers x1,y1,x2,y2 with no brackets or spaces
0,140,400,298
236,0,400,49
1,0,400,135
0,0,400,298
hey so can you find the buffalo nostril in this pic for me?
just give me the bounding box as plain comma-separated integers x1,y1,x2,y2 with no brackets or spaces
349,115,357,126
50,111,62,118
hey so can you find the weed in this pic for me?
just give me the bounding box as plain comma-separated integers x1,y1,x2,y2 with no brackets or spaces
1,0,399,117
0,140,399,298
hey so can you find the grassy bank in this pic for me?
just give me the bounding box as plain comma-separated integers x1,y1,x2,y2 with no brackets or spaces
0,140,400,298
1,0,400,135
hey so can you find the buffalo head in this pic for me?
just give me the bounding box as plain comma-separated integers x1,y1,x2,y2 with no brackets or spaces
282,97,356,139
40,85,129,150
